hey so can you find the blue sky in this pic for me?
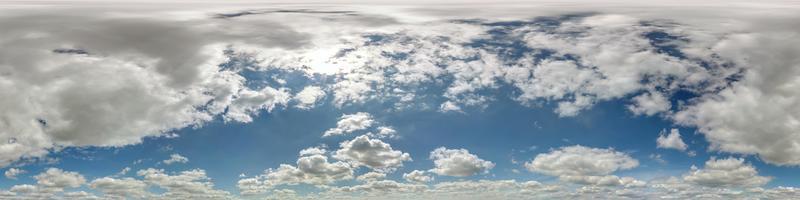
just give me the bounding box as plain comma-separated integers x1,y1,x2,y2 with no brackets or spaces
1,1,800,199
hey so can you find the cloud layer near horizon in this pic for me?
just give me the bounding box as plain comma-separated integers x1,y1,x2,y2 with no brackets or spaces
0,1,799,199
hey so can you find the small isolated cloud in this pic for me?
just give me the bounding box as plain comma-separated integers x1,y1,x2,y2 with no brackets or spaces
650,154,667,164
656,128,688,151
429,147,495,177
294,86,326,109
117,167,131,176
683,157,771,188
4,168,26,180
439,101,463,113
333,135,411,172
525,145,641,186
323,112,374,137
403,170,433,183
162,154,189,165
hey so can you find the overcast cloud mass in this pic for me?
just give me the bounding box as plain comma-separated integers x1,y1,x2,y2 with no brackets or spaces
1,0,799,199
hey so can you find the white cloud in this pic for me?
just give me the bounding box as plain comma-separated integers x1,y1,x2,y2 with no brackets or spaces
137,168,232,199
331,179,427,194
424,180,562,200
162,154,189,165
560,175,646,187
1,3,800,199
333,135,411,172
0,11,301,167
0,161,785,200
294,86,326,109
63,191,99,199
525,145,640,186
1,168,85,199
439,101,463,113
4,168,25,180
628,91,671,116
356,171,387,182
657,128,688,151
269,154,354,185
222,86,291,123
299,146,327,156
683,157,771,188
34,168,86,191
8,184,37,194
429,147,495,177
263,189,301,200
118,167,131,176
368,126,398,139
526,145,638,176
403,170,433,183
3,167,234,199
0,1,797,174
332,80,374,107
323,112,375,137
89,177,151,199
650,154,667,164
238,153,354,195
673,32,800,166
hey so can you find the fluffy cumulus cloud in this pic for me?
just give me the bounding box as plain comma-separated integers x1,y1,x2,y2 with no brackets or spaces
683,157,771,188
1,168,87,199
333,135,411,172
656,128,688,151
673,30,800,166
4,168,25,180
0,167,231,199
323,112,375,137
294,86,327,109
356,171,387,182
525,145,641,186
239,134,411,195
34,168,86,191
89,177,150,199
162,153,189,165
628,91,671,116
429,147,495,177
0,161,791,200
1,1,800,199
137,168,232,199
299,146,327,156
238,153,354,195
369,126,398,139
403,170,433,183
646,158,781,199
267,154,354,185
0,6,307,167
0,0,795,170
